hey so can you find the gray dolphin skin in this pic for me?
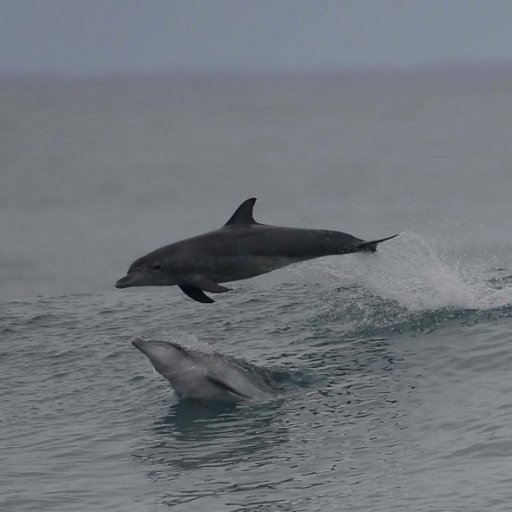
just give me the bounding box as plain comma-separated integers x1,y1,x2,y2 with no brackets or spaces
116,198,398,303
132,338,275,402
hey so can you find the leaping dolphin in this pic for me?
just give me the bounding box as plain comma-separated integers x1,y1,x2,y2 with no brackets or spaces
116,198,397,303
132,338,275,402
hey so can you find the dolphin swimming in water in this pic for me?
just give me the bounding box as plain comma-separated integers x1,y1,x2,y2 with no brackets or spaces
116,198,398,303
132,338,275,402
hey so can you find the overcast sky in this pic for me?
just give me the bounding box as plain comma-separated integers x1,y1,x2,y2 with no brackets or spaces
1,0,512,75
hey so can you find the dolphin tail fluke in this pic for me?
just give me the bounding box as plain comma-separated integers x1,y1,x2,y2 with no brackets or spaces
356,234,399,253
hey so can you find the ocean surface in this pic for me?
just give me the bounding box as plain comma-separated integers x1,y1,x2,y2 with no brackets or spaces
1,68,512,511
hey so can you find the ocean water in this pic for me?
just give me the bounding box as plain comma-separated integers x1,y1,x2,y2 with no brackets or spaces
1,69,512,511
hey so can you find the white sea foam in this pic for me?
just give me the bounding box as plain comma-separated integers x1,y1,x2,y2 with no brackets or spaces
302,232,512,311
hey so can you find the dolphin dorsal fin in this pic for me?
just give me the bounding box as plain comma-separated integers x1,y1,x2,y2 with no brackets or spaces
224,198,258,227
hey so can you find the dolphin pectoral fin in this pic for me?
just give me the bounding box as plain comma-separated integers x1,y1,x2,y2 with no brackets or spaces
178,275,231,303
178,285,215,303
205,375,248,398
182,275,231,294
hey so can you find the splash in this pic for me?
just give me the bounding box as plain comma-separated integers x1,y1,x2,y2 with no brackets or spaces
155,331,216,353
307,232,512,312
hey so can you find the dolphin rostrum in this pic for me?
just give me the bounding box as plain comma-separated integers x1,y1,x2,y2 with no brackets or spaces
132,338,275,402
116,198,398,303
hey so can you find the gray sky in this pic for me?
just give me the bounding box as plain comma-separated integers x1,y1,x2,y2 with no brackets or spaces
2,0,512,74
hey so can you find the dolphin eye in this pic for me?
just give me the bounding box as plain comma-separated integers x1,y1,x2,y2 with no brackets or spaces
151,264,162,270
